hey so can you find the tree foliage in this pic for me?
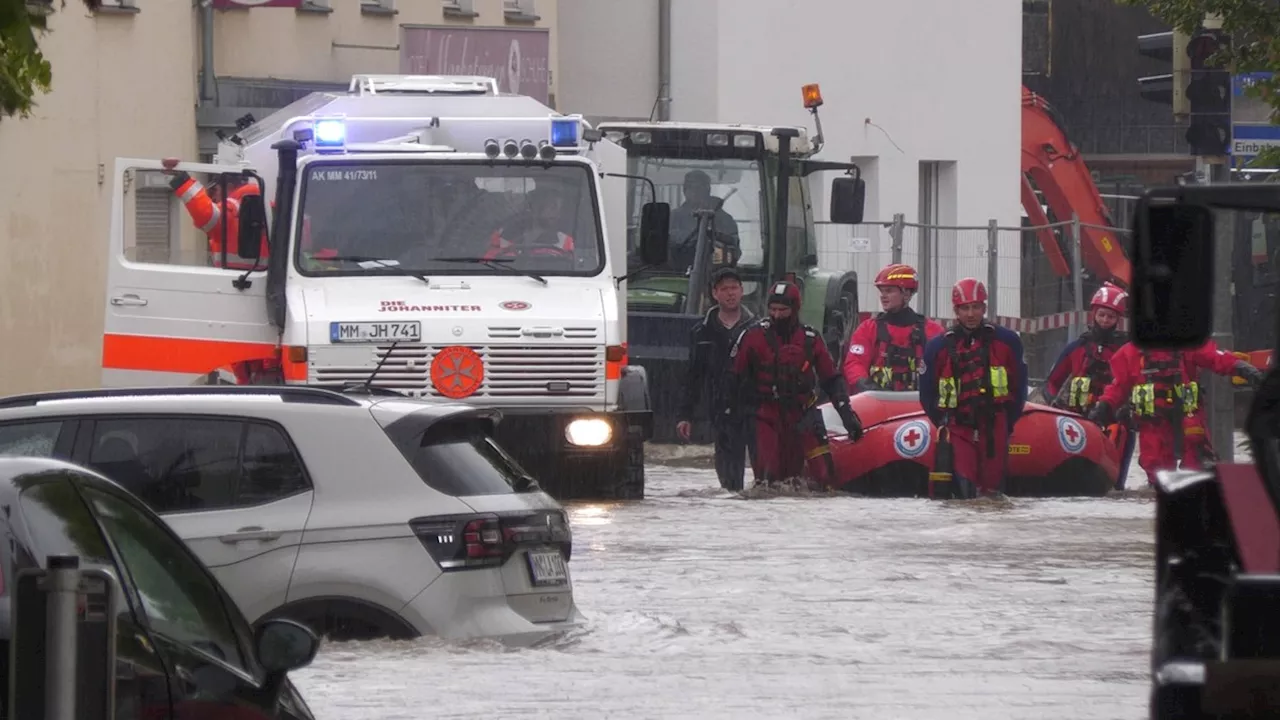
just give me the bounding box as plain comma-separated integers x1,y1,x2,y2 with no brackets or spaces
0,0,99,121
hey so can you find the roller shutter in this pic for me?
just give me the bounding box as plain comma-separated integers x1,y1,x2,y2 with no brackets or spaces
134,188,173,264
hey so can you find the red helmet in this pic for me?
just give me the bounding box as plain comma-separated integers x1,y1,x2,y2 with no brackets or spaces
952,277,987,307
874,263,919,291
1090,283,1127,314
767,280,802,312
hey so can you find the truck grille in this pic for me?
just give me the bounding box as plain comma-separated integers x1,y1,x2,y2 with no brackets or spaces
310,343,605,400
487,326,599,340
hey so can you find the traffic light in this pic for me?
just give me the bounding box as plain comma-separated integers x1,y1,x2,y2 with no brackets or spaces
1137,31,1190,113
1185,28,1232,156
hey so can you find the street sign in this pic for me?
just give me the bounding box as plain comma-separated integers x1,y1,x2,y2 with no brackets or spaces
1233,72,1275,124
1231,123,1280,160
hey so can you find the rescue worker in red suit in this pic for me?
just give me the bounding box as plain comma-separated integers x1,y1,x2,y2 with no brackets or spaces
167,171,269,270
843,263,945,393
1045,283,1129,409
1089,340,1263,486
731,281,865,488
919,278,1029,498
1044,283,1136,488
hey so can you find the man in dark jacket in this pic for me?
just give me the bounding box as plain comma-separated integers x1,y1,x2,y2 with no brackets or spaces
676,268,757,490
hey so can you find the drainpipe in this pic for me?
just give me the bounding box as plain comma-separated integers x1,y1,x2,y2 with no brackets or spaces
656,0,671,120
199,0,216,104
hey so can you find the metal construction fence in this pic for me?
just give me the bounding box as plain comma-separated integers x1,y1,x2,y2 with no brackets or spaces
814,216,1134,381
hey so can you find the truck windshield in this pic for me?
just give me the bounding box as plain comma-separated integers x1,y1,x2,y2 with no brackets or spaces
293,160,604,278
624,156,765,272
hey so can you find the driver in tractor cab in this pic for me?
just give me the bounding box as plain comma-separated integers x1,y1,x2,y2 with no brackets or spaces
1089,340,1264,486
484,186,575,260
843,263,945,393
167,170,269,270
1044,283,1129,413
730,281,864,490
669,170,741,269
920,278,1029,498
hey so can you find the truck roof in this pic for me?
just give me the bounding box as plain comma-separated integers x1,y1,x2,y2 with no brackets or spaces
218,75,580,166
596,120,814,155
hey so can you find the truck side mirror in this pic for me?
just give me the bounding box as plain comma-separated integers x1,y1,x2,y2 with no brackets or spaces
237,192,268,262
1130,200,1214,349
830,176,866,225
639,202,671,266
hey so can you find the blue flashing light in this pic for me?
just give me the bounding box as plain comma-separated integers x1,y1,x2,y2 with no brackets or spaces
550,118,580,148
314,119,346,147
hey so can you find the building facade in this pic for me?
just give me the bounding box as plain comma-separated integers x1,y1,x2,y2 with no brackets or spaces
0,0,559,394
558,0,1024,316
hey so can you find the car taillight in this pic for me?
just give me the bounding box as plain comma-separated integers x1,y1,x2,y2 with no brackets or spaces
410,510,573,570
410,514,506,570
501,510,572,562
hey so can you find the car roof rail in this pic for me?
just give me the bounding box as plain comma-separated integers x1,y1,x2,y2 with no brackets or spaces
0,386,363,409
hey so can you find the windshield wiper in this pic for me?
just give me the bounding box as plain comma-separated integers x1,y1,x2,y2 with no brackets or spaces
429,256,548,285
315,255,429,285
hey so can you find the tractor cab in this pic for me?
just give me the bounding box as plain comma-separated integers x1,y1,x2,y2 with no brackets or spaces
602,85,867,442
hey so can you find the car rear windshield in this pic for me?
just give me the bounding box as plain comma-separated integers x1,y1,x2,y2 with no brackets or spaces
393,417,530,496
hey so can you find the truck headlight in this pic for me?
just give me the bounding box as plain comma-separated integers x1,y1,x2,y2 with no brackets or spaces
565,418,612,447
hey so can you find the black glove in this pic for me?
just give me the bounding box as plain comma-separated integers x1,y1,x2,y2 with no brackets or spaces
1115,404,1133,425
833,398,864,441
1236,361,1264,388
167,170,191,192
854,378,880,394
1088,400,1112,427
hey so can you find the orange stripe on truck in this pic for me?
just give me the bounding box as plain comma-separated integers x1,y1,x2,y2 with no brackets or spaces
102,334,278,374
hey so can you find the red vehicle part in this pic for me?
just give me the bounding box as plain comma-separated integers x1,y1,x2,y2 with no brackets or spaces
820,391,1127,497
1021,85,1131,288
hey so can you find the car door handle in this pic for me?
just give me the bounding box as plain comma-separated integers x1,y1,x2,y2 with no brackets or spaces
110,294,148,307
218,526,283,544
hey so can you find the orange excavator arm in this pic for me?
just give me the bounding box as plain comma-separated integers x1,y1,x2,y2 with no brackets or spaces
1022,86,1132,288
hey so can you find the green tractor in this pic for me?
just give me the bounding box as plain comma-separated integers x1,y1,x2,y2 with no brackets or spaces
600,85,867,443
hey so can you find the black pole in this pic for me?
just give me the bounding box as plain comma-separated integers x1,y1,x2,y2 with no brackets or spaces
771,127,800,283
267,139,300,330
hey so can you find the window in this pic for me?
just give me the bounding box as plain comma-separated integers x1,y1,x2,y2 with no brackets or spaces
624,155,766,270
394,419,525,496
784,174,813,270
295,160,605,278
83,487,247,670
361,0,394,11
86,417,310,514
239,423,309,505
0,422,63,457
19,478,115,573
504,0,535,14
443,0,476,15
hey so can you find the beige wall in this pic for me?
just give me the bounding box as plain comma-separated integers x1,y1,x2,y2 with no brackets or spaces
213,0,558,100
0,4,198,394
0,0,560,396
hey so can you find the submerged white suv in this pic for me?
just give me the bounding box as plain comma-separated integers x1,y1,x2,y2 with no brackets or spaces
0,385,582,644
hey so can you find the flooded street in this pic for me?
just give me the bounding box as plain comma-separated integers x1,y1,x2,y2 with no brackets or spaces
283,434,1243,720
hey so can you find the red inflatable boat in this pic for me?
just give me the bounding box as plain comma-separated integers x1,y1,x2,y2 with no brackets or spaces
819,391,1130,497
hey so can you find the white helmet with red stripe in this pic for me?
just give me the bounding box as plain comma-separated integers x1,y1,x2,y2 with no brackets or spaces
1090,283,1127,314
951,277,987,307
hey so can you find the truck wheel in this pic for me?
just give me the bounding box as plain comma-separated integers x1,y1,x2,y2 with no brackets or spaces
612,426,646,500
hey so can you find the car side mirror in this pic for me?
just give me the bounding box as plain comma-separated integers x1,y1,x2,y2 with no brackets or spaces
255,618,320,677
237,190,268,262
1130,199,1214,349
639,202,671,266
830,176,866,225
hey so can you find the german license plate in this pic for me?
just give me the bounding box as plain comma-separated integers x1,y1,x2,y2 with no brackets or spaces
526,550,568,586
329,321,421,343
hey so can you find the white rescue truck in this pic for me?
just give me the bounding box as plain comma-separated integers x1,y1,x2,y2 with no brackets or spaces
102,74,668,500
